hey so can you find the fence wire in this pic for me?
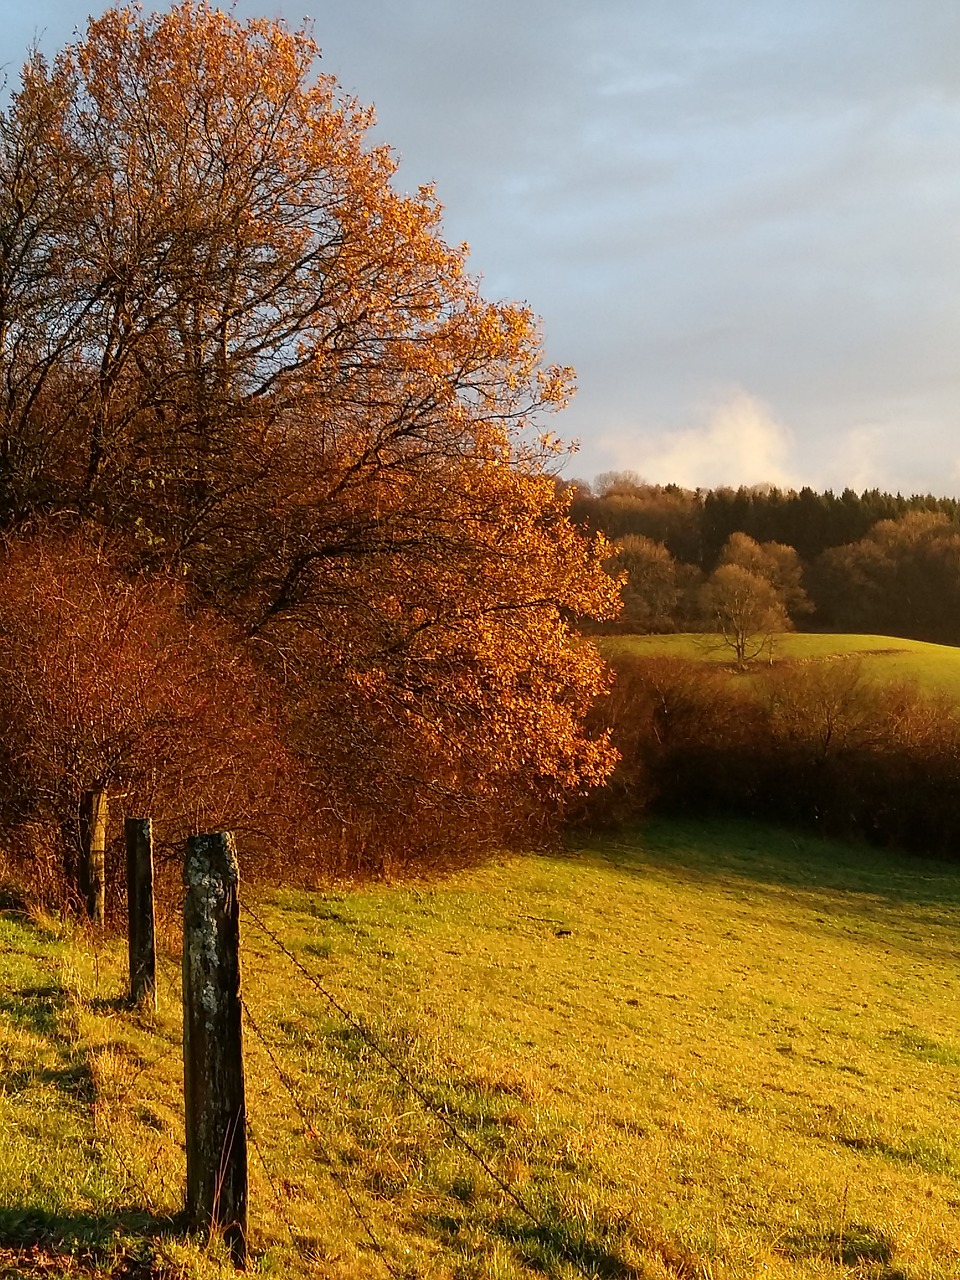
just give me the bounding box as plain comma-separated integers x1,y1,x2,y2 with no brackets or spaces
89,841,618,1279
240,993,403,1279
238,900,577,1247
244,1103,309,1263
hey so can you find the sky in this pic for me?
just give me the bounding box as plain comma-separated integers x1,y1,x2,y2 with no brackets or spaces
3,0,960,495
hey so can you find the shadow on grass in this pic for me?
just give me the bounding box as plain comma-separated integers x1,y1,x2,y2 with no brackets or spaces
0,882,31,916
782,1221,909,1278
88,993,143,1015
491,1218,640,1279
832,1131,959,1179
0,982,66,1033
0,1205,179,1278
568,815,960,909
0,983,97,1101
558,815,960,974
428,1208,642,1279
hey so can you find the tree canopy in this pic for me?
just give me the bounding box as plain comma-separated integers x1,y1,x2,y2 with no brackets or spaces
0,3,620,885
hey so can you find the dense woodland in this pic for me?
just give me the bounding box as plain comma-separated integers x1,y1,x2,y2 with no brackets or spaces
567,474,960,645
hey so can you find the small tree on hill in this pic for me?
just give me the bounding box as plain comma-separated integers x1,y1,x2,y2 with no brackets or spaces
718,532,812,624
700,563,790,670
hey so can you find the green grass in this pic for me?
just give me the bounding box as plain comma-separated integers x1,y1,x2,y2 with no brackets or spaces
0,890,215,1278
2,821,960,1277
601,631,960,699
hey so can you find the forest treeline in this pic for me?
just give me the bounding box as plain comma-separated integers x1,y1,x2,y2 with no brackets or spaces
567,475,960,645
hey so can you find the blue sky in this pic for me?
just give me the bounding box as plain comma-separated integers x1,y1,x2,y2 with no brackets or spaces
4,0,960,494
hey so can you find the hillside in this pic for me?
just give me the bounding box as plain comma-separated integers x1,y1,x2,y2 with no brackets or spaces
600,632,960,700
2,819,959,1278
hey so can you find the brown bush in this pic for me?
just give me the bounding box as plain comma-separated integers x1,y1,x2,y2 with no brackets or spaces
0,525,580,907
579,651,960,862
0,528,305,911
577,655,769,827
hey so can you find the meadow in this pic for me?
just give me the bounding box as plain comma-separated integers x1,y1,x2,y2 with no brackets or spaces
599,632,960,701
2,817,959,1278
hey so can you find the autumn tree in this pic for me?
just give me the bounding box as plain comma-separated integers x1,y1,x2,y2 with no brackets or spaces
609,535,701,633
813,511,960,644
718,532,811,624
0,4,619,873
612,536,679,632
699,563,790,670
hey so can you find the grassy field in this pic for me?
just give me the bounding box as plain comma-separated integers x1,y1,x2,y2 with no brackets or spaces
600,632,960,700
2,820,960,1278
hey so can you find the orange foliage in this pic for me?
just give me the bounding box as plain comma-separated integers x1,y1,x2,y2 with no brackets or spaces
0,530,301,903
0,5,620,880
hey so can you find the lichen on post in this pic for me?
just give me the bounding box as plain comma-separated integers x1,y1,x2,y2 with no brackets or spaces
182,831,247,1268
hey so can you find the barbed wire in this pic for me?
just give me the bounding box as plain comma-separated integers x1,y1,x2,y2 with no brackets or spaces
240,993,403,1280
239,899,549,1231
244,1107,303,1260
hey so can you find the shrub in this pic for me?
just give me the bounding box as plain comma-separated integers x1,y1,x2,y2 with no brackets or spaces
0,528,302,910
583,650,960,861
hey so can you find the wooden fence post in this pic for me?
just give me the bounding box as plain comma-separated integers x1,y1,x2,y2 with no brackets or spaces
125,818,156,1009
79,789,108,926
182,832,247,1268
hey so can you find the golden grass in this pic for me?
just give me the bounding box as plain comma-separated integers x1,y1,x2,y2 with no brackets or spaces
1,819,958,1277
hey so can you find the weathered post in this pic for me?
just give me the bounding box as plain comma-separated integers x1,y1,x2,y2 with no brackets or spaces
182,832,247,1268
79,789,108,926
125,817,156,1009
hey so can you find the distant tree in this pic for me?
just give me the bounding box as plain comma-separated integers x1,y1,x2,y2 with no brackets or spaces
607,534,704,633
699,563,790,670
718,532,812,624
595,470,647,497
613,536,679,632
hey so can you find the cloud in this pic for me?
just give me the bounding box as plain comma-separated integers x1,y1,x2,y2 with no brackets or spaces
8,0,960,495
598,390,799,490
824,424,890,493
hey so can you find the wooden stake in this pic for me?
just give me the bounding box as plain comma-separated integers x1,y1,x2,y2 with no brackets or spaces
182,832,247,1268
79,789,108,926
125,817,156,1009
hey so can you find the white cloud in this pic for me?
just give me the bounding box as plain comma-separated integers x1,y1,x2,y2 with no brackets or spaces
598,390,799,490
823,424,889,492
